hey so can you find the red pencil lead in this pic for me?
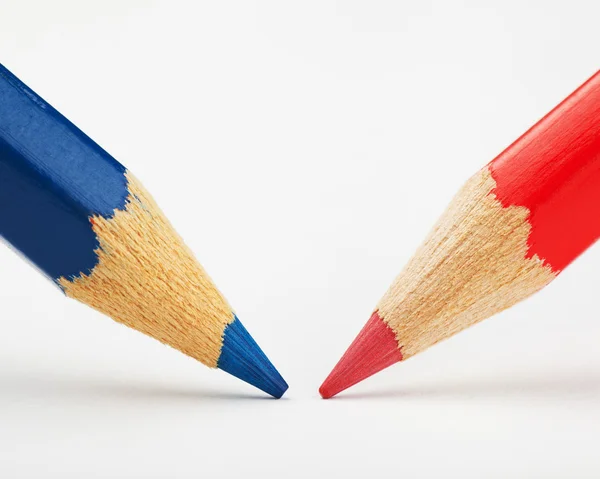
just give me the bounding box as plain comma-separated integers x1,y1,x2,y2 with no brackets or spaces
319,311,402,399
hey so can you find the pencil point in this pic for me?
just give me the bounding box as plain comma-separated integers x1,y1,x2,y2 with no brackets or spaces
319,311,402,398
218,317,288,399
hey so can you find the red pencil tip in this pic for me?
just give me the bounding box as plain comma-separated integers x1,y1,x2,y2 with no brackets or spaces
319,311,403,399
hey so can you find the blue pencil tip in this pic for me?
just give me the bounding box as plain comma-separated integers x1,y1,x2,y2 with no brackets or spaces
217,317,288,399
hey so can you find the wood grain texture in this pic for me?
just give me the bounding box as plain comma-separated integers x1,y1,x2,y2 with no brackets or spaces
377,167,556,359
59,173,234,368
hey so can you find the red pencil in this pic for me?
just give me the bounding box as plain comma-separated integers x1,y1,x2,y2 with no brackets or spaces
320,70,600,398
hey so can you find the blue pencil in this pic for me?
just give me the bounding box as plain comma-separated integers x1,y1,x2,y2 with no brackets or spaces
0,64,288,398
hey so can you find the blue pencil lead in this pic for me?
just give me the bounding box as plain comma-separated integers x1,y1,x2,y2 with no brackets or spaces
218,317,288,399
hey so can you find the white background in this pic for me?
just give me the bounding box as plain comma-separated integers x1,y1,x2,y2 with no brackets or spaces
1,1,599,478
